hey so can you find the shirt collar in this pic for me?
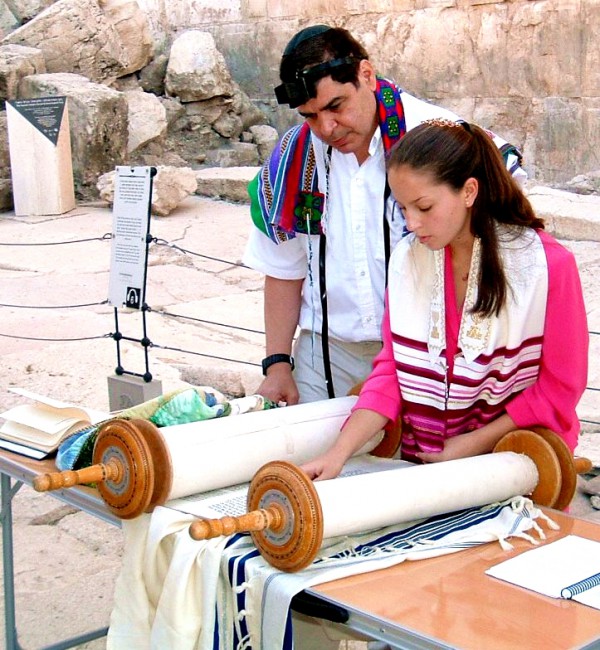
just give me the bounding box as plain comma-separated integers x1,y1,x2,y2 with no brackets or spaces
369,126,382,157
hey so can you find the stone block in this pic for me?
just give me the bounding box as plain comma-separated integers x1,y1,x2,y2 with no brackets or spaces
98,164,198,216
527,185,600,242
195,166,259,203
18,72,128,198
165,30,234,102
0,43,45,102
3,0,55,23
101,0,154,76
124,89,168,153
203,143,259,167
582,1,600,97
2,0,125,83
107,374,163,411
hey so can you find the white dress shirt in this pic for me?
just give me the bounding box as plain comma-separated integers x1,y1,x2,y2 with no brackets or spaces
243,90,462,343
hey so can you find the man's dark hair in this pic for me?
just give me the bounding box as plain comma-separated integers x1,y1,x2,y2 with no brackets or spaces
275,26,369,107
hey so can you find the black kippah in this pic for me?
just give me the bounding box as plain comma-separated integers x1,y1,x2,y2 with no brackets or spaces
282,24,332,56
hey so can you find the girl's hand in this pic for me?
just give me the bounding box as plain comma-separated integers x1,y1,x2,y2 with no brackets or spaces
300,452,345,481
415,432,483,463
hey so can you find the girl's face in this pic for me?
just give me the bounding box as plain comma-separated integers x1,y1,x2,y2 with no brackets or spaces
388,164,478,251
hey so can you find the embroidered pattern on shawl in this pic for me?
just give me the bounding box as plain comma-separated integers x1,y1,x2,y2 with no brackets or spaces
248,77,406,244
388,226,548,458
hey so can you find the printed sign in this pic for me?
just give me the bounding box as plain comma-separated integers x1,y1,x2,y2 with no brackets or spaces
108,166,155,309
8,96,67,146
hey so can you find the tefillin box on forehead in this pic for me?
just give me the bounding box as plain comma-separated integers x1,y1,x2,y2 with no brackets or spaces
275,57,358,109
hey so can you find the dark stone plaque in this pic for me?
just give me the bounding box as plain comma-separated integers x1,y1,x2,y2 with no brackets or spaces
7,96,67,145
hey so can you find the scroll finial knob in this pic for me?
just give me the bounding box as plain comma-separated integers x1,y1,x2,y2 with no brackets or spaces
33,459,122,492
189,505,284,541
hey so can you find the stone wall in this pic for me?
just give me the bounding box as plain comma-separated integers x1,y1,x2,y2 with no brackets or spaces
135,0,600,185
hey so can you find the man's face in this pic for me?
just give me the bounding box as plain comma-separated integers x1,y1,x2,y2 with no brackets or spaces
296,60,378,162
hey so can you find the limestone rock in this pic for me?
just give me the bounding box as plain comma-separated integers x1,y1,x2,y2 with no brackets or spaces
0,43,45,101
203,143,259,168
0,177,13,210
111,73,140,92
3,0,55,23
124,88,167,153
248,124,278,163
18,72,128,198
2,0,150,83
212,110,243,140
179,365,247,400
165,30,234,102
231,81,267,131
195,166,258,203
133,146,188,169
183,97,227,129
139,52,168,95
99,0,154,76
0,113,13,210
2,0,124,82
0,4,18,38
565,171,600,196
97,165,198,216
160,96,185,127
527,185,600,241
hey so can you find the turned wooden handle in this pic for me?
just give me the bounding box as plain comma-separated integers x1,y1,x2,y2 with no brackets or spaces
32,460,122,492
189,504,284,541
574,456,593,475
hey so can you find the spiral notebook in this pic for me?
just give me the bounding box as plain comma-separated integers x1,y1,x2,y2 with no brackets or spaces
485,534,600,610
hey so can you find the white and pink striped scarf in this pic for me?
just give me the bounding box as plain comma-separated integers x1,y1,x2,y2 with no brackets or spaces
388,225,548,459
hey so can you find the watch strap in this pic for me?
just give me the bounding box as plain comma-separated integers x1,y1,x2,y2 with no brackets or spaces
262,353,295,375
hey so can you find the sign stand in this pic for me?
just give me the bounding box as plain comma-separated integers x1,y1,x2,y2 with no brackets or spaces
107,166,162,411
6,96,76,216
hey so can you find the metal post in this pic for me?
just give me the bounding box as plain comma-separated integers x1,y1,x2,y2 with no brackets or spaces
1,473,23,650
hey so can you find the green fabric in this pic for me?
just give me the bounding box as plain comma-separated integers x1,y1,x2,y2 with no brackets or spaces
148,389,228,427
248,171,268,235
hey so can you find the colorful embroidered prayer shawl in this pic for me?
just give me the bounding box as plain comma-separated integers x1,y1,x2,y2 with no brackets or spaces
249,76,406,243
387,226,548,461
56,388,277,472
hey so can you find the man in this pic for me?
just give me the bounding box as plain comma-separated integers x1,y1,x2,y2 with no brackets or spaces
244,25,524,405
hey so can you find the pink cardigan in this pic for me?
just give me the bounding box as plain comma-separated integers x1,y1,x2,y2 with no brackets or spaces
354,230,588,452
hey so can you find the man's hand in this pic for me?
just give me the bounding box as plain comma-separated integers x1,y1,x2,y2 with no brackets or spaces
256,364,299,405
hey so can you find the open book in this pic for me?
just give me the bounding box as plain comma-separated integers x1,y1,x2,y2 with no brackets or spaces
0,388,108,460
485,534,600,610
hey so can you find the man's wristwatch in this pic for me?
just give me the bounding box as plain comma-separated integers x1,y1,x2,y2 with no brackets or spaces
262,354,295,376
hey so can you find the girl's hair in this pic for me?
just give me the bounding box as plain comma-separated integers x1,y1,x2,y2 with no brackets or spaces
387,120,544,317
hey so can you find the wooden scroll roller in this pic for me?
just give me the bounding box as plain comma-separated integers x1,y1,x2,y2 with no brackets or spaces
32,396,402,519
189,428,592,572
494,427,592,511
